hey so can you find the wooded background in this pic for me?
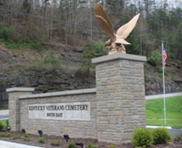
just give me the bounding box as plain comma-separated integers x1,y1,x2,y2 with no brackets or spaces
0,0,182,65
1,0,182,106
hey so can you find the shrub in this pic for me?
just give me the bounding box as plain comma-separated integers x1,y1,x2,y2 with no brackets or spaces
13,134,21,140
23,134,30,141
34,55,61,72
50,140,61,146
155,66,162,73
24,134,29,138
23,137,30,141
76,40,107,79
88,143,98,148
37,137,45,143
176,60,181,64
6,40,44,50
82,40,107,59
0,27,44,50
0,27,12,42
75,67,89,78
6,119,9,127
0,121,5,131
68,142,76,148
108,145,116,148
0,132,11,137
152,127,172,144
132,127,153,147
174,135,181,141
147,50,161,66
145,77,150,83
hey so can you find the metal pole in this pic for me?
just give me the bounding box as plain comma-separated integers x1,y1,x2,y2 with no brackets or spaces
89,0,92,41
162,41,166,124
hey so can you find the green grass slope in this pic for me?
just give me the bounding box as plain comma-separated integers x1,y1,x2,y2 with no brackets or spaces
146,96,182,129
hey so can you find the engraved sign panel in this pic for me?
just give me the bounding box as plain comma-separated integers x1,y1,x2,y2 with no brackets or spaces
28,102,90,120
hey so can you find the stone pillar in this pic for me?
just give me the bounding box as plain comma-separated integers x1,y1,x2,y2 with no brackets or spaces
6,88,34,131
92,53,146,144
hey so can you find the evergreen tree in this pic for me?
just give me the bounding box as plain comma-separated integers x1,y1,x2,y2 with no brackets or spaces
75,40,107,79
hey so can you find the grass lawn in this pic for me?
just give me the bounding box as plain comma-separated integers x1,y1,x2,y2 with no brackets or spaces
146,96,182,129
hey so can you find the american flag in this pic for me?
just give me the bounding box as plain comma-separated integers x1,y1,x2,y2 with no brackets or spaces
163,48,167,68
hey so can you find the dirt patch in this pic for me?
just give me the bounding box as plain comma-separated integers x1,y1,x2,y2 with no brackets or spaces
0,131,182,148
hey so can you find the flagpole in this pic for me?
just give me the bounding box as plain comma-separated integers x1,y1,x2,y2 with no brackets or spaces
162,41,166,125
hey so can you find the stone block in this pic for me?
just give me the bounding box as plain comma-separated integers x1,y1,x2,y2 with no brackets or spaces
127,95,134,99
110,111,123,116
98,101,107,106
114,92,123,97
107,102,117,108
107,85,115,90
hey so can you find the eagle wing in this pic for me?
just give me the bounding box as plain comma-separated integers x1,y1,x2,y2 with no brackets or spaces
116,13,140,39
94,3,115,40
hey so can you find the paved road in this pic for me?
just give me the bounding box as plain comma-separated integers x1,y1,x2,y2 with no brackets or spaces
169,129,182,137
0,110,9,121
145,92,182,100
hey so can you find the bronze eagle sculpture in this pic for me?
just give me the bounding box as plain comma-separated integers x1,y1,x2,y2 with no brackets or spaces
94,3,140,54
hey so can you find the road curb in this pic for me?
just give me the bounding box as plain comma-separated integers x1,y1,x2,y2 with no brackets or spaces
146,125,172,129
0,118,8,121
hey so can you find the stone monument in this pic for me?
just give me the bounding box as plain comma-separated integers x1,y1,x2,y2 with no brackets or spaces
6,3,146,144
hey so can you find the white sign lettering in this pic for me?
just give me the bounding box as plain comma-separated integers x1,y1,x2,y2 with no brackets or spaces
28,102,90,120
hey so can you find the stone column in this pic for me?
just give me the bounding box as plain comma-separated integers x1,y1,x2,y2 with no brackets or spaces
92,53,146,144
6,88,34,131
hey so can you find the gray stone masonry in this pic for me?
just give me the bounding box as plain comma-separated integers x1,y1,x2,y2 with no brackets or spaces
92,53,146,144
6,88,34,131
7,88,97,139
19,92,97,139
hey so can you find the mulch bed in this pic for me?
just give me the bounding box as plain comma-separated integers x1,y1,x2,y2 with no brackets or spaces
0,130,182,148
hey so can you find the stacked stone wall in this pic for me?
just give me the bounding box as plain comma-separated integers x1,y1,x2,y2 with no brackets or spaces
20,93,97,139
94,59,146,143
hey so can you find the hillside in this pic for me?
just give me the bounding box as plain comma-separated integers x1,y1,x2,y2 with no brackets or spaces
1,0,182,106
145,62,182,95
0,44,95,106
0,42,182,106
